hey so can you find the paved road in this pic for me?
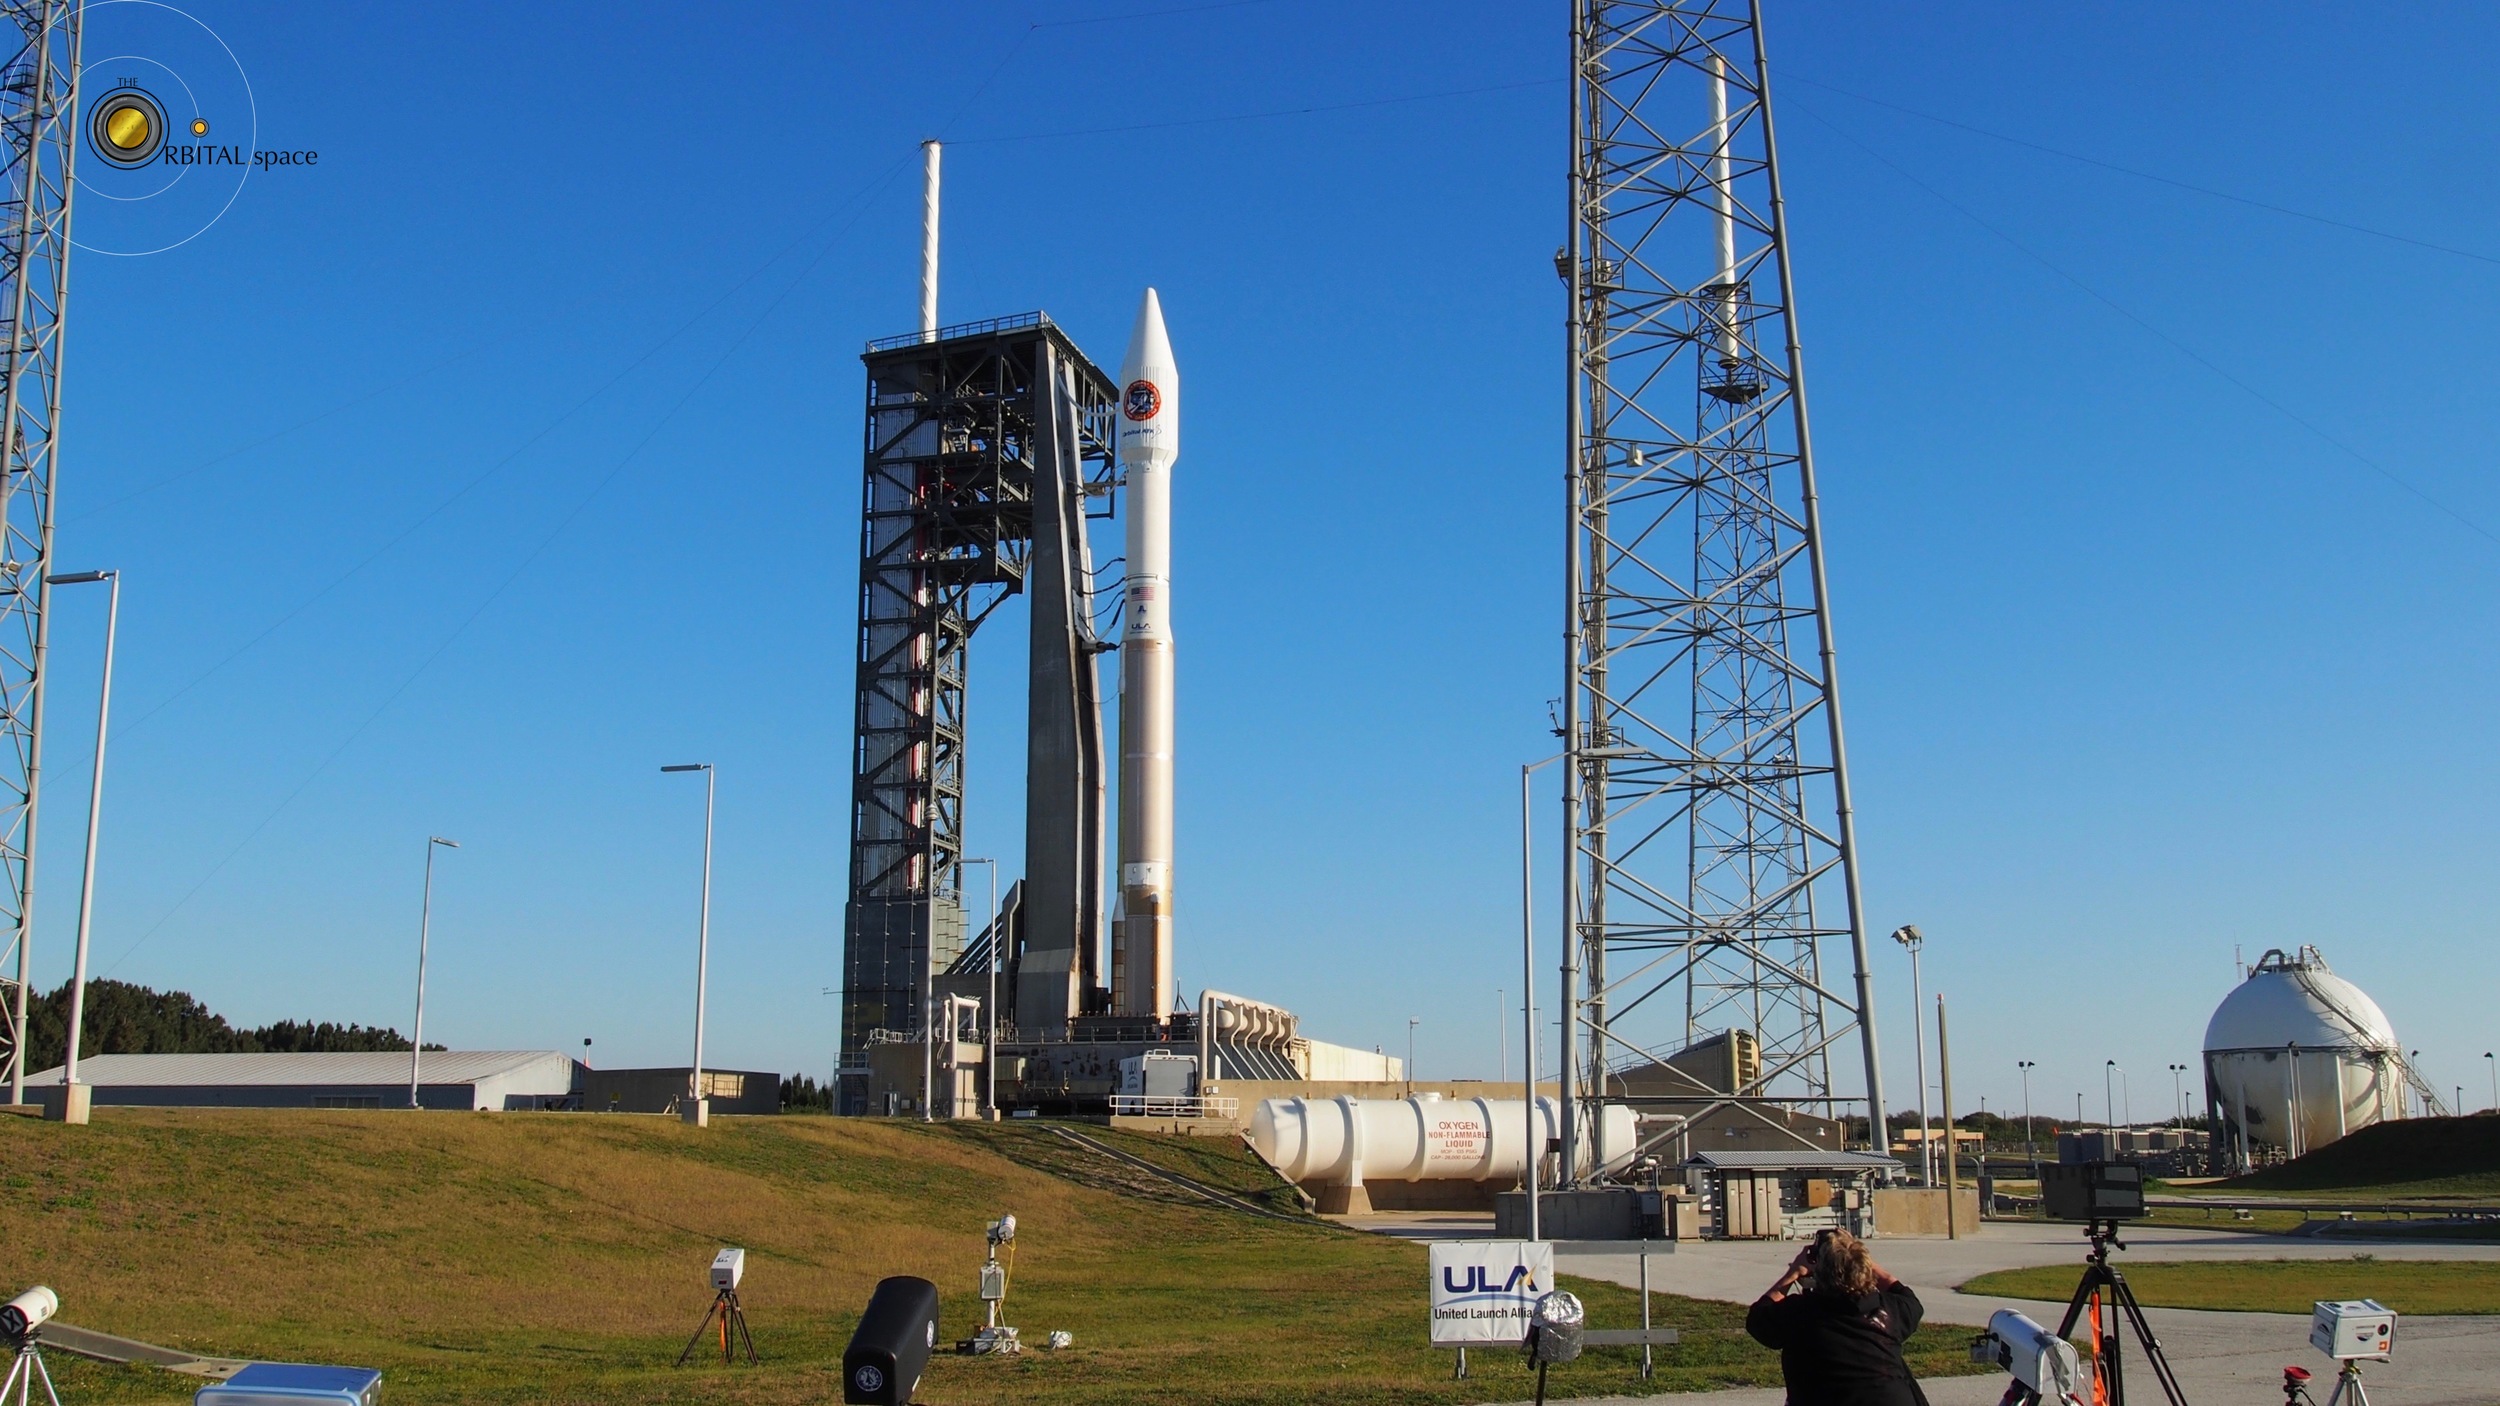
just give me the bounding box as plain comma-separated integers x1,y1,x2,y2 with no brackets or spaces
1347,1215,2500,1405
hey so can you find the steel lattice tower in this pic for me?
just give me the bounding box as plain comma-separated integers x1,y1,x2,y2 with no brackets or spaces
1559,0,1885,1174
839,314,1115,1108
0,0,77,1104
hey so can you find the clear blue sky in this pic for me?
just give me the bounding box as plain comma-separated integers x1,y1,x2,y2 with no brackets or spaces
38,1,2500,1120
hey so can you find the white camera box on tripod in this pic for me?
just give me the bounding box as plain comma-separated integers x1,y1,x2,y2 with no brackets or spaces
2310,1300,2394,1360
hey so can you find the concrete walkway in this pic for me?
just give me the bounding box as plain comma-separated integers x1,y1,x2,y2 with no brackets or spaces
1344,1215,2500,1405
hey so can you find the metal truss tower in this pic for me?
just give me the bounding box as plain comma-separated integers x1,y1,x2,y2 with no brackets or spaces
840,313,1115,1106
0,0,77,1103
1559,0,1885,1173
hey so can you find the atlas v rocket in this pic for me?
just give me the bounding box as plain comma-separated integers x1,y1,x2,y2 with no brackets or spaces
1114,289,1178,1021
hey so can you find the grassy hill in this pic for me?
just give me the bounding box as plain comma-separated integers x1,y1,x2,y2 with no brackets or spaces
2195,1116,2500,1198
0,1109,1981,1405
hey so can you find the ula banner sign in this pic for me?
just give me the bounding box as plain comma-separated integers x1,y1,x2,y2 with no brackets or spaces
1427,1240,1554,1345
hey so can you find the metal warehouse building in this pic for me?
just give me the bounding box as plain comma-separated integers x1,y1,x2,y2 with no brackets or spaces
25,1051,584,1111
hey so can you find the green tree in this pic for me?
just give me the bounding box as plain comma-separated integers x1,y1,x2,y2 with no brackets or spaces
21,979,436,1070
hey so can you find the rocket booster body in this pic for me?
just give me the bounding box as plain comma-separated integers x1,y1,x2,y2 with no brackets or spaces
1115,289,1178,1022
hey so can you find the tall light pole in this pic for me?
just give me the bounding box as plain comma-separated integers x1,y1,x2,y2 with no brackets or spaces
662,764,714,1127
1406,1016,1420,1097
1521,752,1561,1240
1936,994,1958,1240
2017,1060,2037,1178
409,836,460,1108
1891,925,1928,1183
962,856,997,1119
2168,1063,2188,1127
44,571,116,1126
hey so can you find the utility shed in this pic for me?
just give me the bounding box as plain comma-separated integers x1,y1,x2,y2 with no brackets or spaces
1686,1150,1897,1240
26,1051,583,1111
580,1067,782,1116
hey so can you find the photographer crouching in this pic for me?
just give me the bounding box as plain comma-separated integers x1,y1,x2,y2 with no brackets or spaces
1745,1228,1929,1406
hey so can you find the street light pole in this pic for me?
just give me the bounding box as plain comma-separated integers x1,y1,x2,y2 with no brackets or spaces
45,571,117,1126
1936,994,1958,1240
2018,1060,2037,1178
2168,1063,2188,1127
1407,1016,1420,1097
410,835,459,1108
2105,1060,2119,1130
1522,752,1561,1241
1891,925,1928,1184
662,764,715,1127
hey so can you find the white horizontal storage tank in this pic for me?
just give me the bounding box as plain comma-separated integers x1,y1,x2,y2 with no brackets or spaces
1246,1093,1637,1187
2203,946,2406,1166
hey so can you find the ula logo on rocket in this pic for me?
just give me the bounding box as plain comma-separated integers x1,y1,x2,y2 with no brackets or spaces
1123,380,1161,421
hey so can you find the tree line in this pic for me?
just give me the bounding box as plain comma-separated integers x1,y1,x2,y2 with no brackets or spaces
14,978,439,1071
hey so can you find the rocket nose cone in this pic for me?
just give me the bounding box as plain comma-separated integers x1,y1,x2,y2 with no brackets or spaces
1117,287,1178,463
1121,287,1175,384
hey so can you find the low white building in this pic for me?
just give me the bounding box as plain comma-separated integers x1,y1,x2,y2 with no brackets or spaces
25,1051,582,1111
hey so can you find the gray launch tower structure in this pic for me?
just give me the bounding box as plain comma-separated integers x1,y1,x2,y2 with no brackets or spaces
840,313,1121,1109
1559,0,1886,1173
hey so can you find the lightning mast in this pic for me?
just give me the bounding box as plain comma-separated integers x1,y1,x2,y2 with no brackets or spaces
0,0,78,1104
1559,0,1885,1175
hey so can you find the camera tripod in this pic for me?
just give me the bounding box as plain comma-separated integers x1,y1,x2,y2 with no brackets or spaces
675,1286,758,1367
2283,1359,2376,1406
3,1333,63,1406
2047,1220,2189,1406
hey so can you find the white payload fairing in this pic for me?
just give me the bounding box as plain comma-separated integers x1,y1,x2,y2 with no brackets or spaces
1115,289,1178,1021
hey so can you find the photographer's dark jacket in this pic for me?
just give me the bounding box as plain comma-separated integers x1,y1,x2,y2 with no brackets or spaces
1744,1280,1930,1406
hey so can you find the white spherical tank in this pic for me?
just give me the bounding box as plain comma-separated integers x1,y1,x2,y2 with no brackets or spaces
1245,1094,1638,1188
2203,946,2404,1163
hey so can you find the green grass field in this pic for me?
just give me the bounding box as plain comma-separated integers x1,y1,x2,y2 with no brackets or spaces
2,1109,1980,1405
1960,1258,2500,1315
